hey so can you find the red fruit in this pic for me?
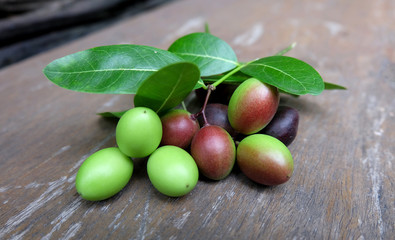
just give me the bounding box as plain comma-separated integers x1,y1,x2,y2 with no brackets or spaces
160,109,200,149
190,125,236,180
228,78,279,135
237,134,293,186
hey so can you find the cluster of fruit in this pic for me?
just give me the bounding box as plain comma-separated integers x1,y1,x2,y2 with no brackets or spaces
75,77,299,201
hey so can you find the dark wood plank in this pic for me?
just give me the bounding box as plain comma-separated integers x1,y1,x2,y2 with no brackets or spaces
1,0,394,239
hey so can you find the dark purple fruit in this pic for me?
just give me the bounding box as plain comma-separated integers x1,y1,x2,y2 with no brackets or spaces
195,84,239,105
237,134,293,186
197,103,237,136
260,106,299,146
190,125,236,180
160,109,200,149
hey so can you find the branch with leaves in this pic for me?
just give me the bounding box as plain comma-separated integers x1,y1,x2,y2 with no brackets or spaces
43,28,346,117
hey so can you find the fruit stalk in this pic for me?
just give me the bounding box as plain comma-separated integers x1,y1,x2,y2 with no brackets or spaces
192,84,215,126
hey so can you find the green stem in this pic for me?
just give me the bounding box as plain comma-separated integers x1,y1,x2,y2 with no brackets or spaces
275,42,297,56
205,22,211,34
211,63,247,88
198,79,208,90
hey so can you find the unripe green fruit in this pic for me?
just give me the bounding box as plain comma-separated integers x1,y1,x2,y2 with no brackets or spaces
116,107,162,158
160,109,200,149
190,125,236,180
228,78,279,135
237,134,293,186
147,146,199,197
75,147,133,201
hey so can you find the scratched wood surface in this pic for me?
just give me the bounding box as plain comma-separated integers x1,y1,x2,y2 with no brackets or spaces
1,0,394,239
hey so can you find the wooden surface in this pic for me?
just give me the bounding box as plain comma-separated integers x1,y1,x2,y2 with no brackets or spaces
1,0,394,239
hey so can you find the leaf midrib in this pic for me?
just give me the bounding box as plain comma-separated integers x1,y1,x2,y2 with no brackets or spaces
176,52,238,65
155,71,184,113
44,68,157,75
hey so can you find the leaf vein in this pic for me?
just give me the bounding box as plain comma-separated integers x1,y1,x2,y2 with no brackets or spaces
176,52,238,65
156,71,184,113
45,68,157,75
251,63,307,90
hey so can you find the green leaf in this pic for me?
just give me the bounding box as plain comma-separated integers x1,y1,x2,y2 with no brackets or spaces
241,56,324,95
324,81,347,90
279,89,300,98
97,110,127,118
168,32,239,77
134,62,200,115
202,71,250,84
43,44,183,94
194,78,207,89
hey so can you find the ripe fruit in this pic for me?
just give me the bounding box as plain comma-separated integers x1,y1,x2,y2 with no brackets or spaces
160,109,200,149
237,134,293,186
76,147,133,201
147,146,199,197
260,105,299,146
228,78,279,135
116,107,162,158
195,84,238,104
198,103,237,137
190,125,236,180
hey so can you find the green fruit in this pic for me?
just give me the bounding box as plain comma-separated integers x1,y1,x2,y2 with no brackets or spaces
228,78,279,135
75,147,133,201
116,107,162,158
147,146,199,197
237,134,293,185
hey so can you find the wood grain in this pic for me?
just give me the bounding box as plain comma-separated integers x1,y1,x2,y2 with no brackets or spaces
1,0,394,239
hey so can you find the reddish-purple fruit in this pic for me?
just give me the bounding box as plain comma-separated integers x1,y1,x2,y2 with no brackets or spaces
237,134,293,186
160,109,200,149
190,125,236,180
197,103,237,136
228,78,279,135
195,84,238,104
260,106,299,146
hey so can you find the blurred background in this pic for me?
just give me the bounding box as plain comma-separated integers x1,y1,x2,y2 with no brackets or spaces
0,0,173,69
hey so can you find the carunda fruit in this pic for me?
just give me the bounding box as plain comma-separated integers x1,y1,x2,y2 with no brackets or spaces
160,109,200,149
190,125,236,180
147,145,199,197
236,134,293,186
195,83,238,105
260,105,299,146
197,103,237,137
75,147,133,201
228,78,279,135
116,107,162,158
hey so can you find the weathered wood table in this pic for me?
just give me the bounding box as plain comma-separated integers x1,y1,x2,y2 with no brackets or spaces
1,0,394,239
